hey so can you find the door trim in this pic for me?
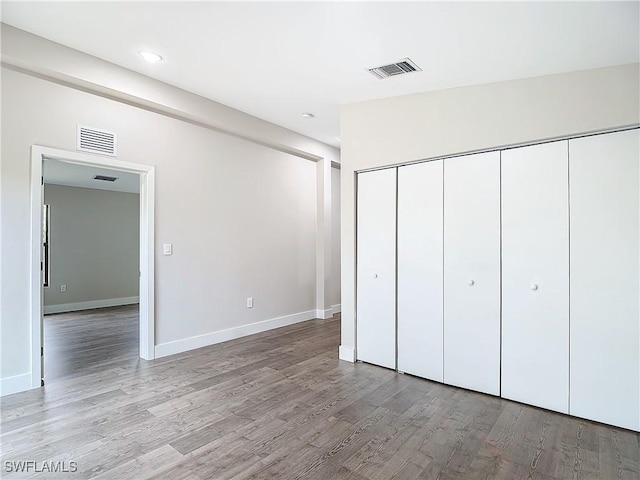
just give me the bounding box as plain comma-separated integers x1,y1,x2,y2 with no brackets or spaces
29,145,156,389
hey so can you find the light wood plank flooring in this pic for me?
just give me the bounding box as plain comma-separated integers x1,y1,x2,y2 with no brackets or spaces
1,308,638,479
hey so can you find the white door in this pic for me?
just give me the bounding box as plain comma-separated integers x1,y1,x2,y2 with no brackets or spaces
356,168,397,369
397,160,443,381
501,141,569,413
444,152,501,395
569,129,640,431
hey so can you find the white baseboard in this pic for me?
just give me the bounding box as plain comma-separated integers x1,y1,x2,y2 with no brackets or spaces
339,345,355,363
315,308,333,319
0,373,33,397
44,296,139,314
332,304,341,315
155,309,316,358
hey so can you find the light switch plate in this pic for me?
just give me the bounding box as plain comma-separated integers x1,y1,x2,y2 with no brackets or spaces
163,243,172,255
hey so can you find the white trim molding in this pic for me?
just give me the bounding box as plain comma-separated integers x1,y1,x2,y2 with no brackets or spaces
332,304,341,315
315,308,333,320
0,373,32,397
155,310,317,358
28,145,156,393
339,345,356,363
43,296,139,315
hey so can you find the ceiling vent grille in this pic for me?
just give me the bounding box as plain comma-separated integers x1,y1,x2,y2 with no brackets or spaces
77,125,117,156
93,175,118,182
368,58,422,79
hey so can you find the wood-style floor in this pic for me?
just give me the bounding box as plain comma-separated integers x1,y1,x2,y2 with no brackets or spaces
1,307,638,479
43,305,140,381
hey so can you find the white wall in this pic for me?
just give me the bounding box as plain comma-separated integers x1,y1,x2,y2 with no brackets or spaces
331,167,341,311
43,184,140,311
339,63,640,360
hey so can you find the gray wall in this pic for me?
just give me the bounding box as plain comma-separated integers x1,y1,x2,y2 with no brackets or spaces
44,184,139,310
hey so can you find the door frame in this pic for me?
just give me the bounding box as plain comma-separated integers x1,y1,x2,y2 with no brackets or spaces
29,145,156,388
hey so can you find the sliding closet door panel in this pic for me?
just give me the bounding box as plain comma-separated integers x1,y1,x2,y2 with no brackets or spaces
444,152,501,395
569,129,640,431
356,168,397,369
397,160,443,381
501,141,569,413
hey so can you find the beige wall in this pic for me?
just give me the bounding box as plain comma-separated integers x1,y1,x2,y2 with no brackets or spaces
339,63,640,358
43,184,140,309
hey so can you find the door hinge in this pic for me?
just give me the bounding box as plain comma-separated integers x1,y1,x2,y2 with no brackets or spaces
41,378,45,387
41,346,44,356
41,261,43,271
41,176,44,186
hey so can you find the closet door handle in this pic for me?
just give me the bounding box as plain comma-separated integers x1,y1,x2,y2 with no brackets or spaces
468,279,475,286
531,283,539,291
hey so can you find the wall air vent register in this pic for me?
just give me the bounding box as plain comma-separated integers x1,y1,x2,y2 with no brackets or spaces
77,125,117,157
93,175,118,182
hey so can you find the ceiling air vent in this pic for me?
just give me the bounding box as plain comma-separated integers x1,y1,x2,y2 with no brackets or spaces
368,58,422,79
93,175,118,182
77,125,117,157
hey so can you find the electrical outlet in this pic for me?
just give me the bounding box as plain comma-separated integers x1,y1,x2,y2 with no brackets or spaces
246,297,253,308
60,284,67,293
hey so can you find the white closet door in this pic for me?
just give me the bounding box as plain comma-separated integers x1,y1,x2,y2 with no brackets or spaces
569,129,640,431
397,160,443,381
356,168,397,369
444,152,501,395
501,141,569,413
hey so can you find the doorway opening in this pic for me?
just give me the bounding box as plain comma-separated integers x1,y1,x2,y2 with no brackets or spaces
30,146,155,388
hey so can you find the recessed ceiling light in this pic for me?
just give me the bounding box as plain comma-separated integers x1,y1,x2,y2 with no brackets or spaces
301,113,315,119
139,50,163,63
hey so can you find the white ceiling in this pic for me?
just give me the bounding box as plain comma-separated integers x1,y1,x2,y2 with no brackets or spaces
2,2,638,149
44,159,140,194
